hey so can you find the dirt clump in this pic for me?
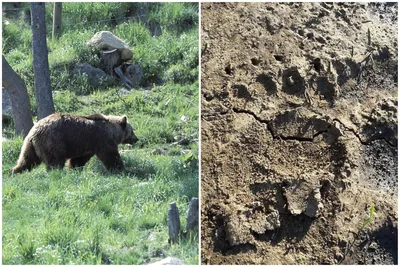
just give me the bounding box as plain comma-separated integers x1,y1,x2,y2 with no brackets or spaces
201,2,397,264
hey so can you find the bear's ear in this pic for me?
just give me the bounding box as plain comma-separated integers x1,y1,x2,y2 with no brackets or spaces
121,115,127,128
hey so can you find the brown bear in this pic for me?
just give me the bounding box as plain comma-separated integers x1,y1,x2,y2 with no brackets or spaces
12,113,138,174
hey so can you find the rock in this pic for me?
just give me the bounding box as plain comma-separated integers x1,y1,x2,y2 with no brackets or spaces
283,179,308,215
266,16,281,34
167,202,180,243
368,241,378,252
283,177,323,218
118,89,132,95
264,210,281,230
226,214,253,246
149,20,162,37
304,187,323,218
125,64,144,88
224,203,280,246
186,198,199,232
151,148,166,155
149,257,184,265
334,252,343,261
137,182,149,187
87,31,133,61
147,232,157,242
73,63,114,86
181,115,189,122
2,88,12,122
251,209,280,233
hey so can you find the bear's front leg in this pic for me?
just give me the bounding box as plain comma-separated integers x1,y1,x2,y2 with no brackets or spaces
96,146,124,171
67,154,94,168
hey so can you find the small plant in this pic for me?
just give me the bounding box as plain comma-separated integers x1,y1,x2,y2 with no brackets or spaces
360,203,375,231
18,235,36,264
339,203,376,264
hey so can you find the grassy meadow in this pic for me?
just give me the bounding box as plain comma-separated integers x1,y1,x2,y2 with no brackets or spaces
2,2,199,264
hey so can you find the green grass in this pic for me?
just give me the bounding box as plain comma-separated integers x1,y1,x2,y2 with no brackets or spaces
3,142,198,264
2,2,198,265
3,2,199,100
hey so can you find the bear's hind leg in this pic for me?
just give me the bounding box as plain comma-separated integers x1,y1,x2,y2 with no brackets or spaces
67,154,94,168
12,140,42,174
12,156,41,174
96,147,124,171
45,158,66,172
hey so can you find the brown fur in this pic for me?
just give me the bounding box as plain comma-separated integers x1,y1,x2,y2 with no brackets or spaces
12,113,138,174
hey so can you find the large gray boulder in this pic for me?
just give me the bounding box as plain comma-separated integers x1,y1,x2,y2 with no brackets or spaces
126,63,144,88
87,31,133,61
72,63,115,86
115,63,144,89
2,88,12,122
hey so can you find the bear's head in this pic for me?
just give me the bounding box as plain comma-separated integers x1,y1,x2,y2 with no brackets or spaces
120,115,139,145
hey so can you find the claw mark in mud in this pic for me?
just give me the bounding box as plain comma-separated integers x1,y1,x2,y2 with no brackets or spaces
231,106,396,147
333,118,396,148
232,107,332,142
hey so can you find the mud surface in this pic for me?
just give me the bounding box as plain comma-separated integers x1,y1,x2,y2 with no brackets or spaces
201,3,397,265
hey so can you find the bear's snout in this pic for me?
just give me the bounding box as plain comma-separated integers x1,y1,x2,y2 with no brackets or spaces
123,132,139,145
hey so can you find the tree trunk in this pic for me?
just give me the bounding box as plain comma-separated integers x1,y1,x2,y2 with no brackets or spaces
100,49,121,75
186,197,199,232
31,2,55,120
167,202,180,243
52,2,62,40
2,56,34,137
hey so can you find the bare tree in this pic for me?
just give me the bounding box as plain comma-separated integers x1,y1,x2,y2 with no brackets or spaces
30,2,55,119
2,56,34,137
52,2,62,40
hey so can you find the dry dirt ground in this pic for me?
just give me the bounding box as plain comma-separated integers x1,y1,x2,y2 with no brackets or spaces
201,2,397,265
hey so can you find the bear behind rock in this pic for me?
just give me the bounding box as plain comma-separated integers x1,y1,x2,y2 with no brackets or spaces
12,113,138,174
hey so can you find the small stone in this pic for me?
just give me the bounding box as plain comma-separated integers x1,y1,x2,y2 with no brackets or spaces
181,115,189,122
151,148,165,155
52,90,62,95
304,188,323,218
287,76,295,86
334,252,343,261
368,241,378,252
264,210,281,230
118,89,132,95
149,257,184,265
